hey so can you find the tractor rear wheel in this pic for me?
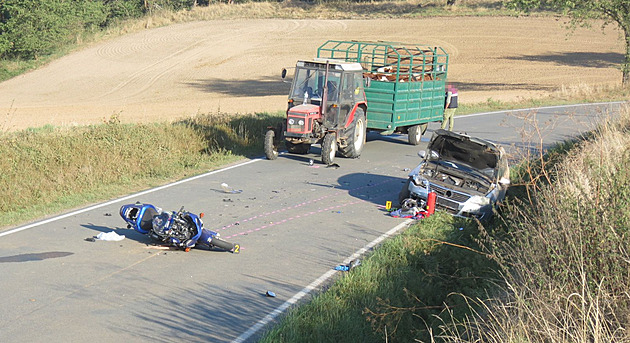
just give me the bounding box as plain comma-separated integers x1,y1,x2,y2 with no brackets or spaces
339,108,366,158
264,129,279,160
321,132,337,165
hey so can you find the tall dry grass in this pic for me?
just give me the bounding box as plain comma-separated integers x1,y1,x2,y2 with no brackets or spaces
438,104,630,342
0,112,283,227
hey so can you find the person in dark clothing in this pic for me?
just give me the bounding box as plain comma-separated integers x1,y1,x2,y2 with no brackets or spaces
441,85,458,130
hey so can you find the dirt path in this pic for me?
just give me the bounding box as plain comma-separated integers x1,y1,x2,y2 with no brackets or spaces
0,17,623,131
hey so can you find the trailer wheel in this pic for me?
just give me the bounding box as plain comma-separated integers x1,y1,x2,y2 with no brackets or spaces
339,108,366,158
408,123,428,145
286,141,311,154
321,132,337,165
264,129,279,160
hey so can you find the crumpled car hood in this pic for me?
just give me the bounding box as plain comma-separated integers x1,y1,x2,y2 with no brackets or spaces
427,129,500,171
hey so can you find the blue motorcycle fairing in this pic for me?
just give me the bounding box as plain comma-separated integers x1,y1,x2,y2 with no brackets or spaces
119,203,159,234
181,212,203,246
199,227,219,246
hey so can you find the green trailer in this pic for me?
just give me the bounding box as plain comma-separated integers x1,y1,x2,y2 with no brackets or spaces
317,40,449,144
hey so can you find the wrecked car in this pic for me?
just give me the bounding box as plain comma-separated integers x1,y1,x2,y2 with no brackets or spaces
399,129,510,219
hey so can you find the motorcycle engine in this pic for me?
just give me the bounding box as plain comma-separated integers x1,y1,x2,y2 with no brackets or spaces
151,212,196,245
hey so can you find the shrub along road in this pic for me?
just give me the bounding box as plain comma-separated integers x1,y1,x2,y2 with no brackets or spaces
0,102,622,342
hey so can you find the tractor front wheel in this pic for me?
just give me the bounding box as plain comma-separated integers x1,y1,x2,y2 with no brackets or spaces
321,132,337,165
264,129,279,160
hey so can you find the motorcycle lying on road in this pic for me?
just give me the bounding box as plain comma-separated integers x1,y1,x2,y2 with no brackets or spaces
120,203,240,253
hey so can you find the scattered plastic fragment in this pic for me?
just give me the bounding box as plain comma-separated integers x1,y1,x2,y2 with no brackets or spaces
221,183,243,194
104,213,112,216
459,227,464,231
308,159,314,166
327,163,341,168
85,237,96,242
96,231,125,241
335,259,361,271
266,291,276,297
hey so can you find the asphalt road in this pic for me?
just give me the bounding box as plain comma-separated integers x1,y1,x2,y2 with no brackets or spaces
0,102,623,342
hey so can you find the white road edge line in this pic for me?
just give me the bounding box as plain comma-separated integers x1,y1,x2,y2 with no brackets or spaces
0,158,263,238
456,101,625,119
231,218,413,343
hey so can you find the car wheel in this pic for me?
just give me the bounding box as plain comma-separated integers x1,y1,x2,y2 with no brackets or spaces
398,179,412,206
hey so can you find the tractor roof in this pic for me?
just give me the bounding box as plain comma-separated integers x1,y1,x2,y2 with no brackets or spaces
296,59,363,71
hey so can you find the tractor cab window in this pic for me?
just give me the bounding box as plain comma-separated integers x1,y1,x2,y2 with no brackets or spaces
291,67,341,103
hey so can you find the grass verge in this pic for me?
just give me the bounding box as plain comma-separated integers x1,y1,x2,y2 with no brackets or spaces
0,112,284,229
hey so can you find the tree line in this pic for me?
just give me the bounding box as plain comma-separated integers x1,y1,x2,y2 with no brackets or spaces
0,0,205,59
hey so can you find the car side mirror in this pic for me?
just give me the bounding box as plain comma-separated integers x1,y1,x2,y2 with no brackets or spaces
499,177,510,185
281,68,287,79
418,150,426,159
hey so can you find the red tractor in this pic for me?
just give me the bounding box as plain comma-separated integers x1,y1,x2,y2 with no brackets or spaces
264,59,368,165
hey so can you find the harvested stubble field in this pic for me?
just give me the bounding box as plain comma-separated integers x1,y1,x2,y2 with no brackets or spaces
0,16,624,131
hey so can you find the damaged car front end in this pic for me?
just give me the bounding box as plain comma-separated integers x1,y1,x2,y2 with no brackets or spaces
399,129,510,219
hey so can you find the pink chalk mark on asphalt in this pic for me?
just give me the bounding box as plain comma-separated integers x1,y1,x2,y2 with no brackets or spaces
223,199,365,239
218,178,399,239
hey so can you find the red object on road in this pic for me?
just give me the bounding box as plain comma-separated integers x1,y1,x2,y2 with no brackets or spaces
426,192,437,215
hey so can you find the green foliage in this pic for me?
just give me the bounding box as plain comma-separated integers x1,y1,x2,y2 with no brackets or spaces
0,0,109,59
0,0,199,60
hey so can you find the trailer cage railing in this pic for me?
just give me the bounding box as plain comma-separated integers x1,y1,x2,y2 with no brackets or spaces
317,40,449,83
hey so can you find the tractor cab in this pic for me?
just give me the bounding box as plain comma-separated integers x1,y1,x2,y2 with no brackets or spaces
266,58,368,165
286,59,366,132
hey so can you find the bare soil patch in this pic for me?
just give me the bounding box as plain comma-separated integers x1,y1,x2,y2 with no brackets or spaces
0,17,623,131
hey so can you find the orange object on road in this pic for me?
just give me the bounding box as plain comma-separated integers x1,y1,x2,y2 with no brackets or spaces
426,192,437,215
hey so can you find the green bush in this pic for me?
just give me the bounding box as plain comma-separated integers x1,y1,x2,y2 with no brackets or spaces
0,0,109,59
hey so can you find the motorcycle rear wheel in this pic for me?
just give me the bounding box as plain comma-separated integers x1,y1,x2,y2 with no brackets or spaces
212,237,239,254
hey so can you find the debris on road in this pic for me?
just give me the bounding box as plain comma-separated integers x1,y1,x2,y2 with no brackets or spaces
389,199,428,220
265,291,276,297
335,259,361,271
84,237,96,242
221,183,243,194
96,231,126,241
